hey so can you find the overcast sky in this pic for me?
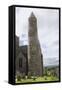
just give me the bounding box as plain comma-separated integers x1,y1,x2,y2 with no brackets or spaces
16,7,59,66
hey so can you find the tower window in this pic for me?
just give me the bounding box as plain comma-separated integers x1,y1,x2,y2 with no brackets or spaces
19,58,22,68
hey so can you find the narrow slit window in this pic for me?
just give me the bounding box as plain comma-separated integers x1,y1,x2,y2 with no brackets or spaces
19,58,22,68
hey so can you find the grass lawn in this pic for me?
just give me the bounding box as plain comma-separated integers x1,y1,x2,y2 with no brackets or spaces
16,76,59,83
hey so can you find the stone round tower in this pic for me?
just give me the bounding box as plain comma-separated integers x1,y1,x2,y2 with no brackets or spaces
28,12,43,76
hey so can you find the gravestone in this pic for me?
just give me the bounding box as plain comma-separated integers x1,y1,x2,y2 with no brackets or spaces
28,12,43,76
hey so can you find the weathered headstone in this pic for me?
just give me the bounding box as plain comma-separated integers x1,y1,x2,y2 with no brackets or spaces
28,12,43,76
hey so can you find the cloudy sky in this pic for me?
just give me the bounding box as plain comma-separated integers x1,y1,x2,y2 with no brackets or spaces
16,7,59,66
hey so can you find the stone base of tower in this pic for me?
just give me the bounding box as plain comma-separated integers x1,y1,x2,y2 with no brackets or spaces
28,66,43,76
28,56,43,76
28,42,43,76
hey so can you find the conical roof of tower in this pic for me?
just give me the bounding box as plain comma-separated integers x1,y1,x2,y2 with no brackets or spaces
29,12,36,19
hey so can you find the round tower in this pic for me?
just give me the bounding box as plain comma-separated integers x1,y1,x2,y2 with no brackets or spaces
28,12,43,76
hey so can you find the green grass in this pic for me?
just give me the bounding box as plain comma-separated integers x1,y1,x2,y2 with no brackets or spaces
16,76,59,83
